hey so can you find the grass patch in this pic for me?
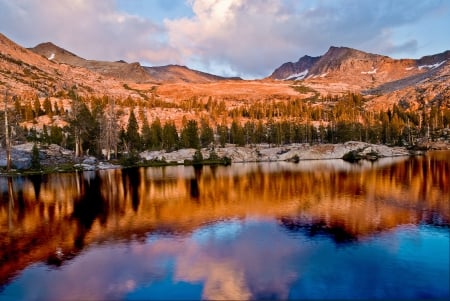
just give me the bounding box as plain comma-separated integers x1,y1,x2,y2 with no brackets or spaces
139,158,179,167
0,163,81,176
290,84,317,94
123,84,149,100
183,157,231,166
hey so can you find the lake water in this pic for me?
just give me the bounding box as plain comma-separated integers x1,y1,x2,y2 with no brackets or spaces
0,152,449,300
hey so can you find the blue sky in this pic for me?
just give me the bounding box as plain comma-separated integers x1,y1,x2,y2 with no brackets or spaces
116,0,194,23
0,0,449,79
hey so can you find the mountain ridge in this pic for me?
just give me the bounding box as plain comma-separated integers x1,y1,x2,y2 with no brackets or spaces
270,46,449,82
0,32,448,115
30,42,241,84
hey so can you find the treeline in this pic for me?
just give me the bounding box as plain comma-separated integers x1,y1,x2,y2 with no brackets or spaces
1,91,449,160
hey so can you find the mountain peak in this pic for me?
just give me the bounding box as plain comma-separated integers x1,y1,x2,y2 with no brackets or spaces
35,41,58,48
270,54,320,80
31,42,81,62
322,46,382,61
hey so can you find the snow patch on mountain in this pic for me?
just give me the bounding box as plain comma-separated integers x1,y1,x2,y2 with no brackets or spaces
48,53,55,60
361,68,377,75
286,69,308,80
418,60,446,70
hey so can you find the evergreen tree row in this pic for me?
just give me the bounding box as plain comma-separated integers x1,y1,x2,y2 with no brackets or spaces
1,91,449,160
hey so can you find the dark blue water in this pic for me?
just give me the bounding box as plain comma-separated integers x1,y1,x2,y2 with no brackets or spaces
1,220,448,300
0,152,449,300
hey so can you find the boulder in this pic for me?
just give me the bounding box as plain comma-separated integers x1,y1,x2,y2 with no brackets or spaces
13,157,31,170
0,156,31,170
82,156,98,165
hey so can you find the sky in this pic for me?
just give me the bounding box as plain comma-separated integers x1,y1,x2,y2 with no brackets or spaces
0,0,449,79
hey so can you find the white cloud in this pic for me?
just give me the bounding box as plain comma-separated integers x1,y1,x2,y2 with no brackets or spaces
165,0,448,78
0,0,179,64
0,0,448,78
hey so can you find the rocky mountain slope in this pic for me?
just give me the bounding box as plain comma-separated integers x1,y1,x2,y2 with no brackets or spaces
1,31,448,115
271,46,449,88
31,42,154,83
144,64,241,83
270,55,320,80
271,46,449,82
0,33,141,98
30,42,238,84
270,46,450,109
364,62,450,111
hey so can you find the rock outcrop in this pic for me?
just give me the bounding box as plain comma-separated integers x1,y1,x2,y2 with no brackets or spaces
140,142,412,163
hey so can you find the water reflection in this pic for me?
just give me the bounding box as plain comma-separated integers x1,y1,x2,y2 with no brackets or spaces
1,220,448,300
279,216,358,244
0,151,449,299
122,168,141,212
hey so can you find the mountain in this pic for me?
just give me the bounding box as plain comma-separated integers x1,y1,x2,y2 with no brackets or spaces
0,33,132,98
144,65,241,83
364,59,450,111
270,46,449,87
30,42,239,84
269,46,450,110
1,31,448,115
30,42,153,83
270,55,320,80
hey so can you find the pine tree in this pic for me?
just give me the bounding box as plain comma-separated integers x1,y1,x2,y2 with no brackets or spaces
30,143,41,170
33,96,42,117
150,117,163,149
41,124,50,144
43,97,53,117
102,97,118,160
180,119,200,149
243,121,256,145
126,109,140,152
162,120,179,151
49,125,63,145
255,120,266,144
67,94,99,157
230,120,245,146
141,115,151,149
24,102,34,121
217,124,228,147
13,97,22,120
200,118,214,148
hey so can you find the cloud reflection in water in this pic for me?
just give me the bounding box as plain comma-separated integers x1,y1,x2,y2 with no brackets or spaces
3,219,448,300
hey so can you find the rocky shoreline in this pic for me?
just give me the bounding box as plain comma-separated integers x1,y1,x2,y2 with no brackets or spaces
2,140,447,174
141,141,413,163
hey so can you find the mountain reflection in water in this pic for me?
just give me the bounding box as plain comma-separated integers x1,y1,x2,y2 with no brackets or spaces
0,151,449,300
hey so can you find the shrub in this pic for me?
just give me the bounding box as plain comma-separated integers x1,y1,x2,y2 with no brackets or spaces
192,149,203,163
119,152,141,167
342,150,362,163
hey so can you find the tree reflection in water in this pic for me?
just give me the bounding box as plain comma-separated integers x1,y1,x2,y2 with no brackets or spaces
0,151,448,299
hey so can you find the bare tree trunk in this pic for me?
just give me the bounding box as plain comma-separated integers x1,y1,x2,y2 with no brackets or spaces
102,97,117,160
75,133,82,157
72,94,83,158
4,90,11,171
106,98,114,160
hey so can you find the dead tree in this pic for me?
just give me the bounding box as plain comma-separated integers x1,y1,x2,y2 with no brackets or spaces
3,90,11,171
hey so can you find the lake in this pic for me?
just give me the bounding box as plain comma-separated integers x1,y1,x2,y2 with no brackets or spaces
0,151,449,300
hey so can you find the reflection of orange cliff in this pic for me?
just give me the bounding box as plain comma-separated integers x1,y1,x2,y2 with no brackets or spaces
0,152,449,286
